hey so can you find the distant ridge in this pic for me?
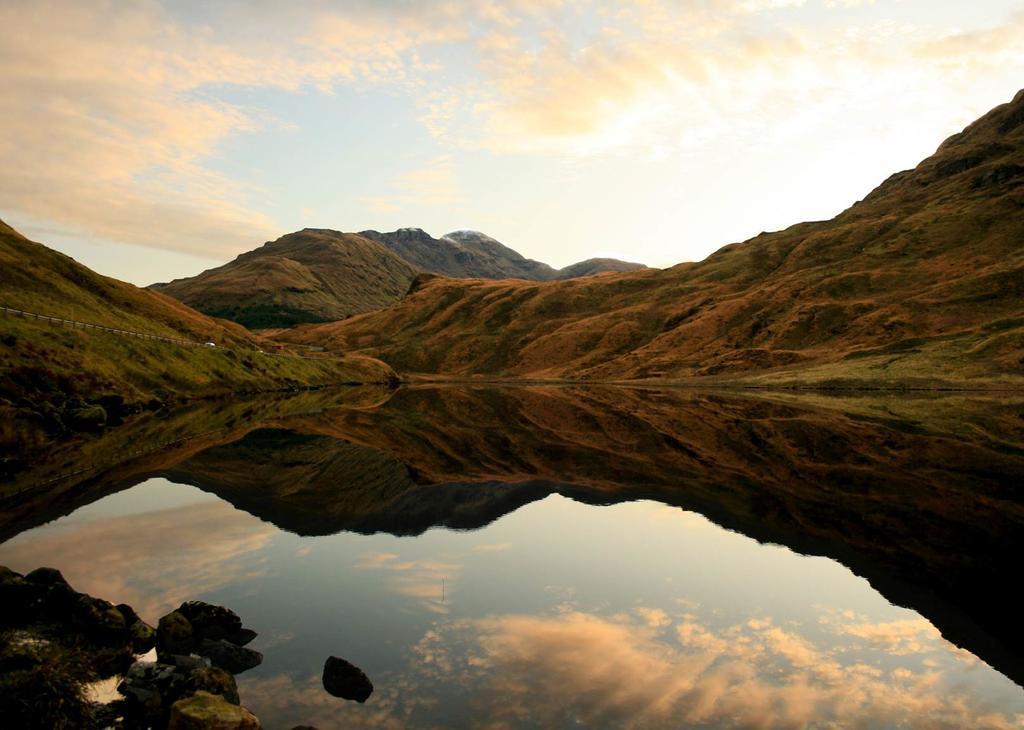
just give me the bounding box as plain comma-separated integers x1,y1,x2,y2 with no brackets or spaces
282,89,1024,388
153,226,646,328
151,229,418,329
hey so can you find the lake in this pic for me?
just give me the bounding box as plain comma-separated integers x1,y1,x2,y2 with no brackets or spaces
1,386,1022,729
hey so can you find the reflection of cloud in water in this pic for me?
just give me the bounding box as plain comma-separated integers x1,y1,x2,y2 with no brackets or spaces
355,551,461,615
0,501,274,621
470,542,513,553
239,672,422,730
405,608,1020,730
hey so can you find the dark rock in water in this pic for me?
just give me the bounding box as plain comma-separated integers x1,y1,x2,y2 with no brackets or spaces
227,627,258,647
168,691,260,730
116,602,157,652
196,638,263,674
158,610,195,654
322,656,373,702
158,602,258,665
177,600,244,641
66,404,107,430
129,619,157,653
72,594,127,636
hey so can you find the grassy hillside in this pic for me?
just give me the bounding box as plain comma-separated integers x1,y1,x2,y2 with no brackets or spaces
0,222,396,442
283,91,1024,388
151,229,418,328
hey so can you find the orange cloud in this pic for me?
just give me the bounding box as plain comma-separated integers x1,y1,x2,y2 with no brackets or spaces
0,499,274,621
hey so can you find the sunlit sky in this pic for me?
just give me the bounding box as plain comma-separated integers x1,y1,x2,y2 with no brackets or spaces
2,1,1023,285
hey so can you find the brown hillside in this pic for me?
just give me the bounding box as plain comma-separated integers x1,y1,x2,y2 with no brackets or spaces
284,91,1024,387
0,221,396,427
0,221,251,344
151,228,418,328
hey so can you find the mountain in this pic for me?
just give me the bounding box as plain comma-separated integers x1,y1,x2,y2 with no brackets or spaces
153,227,646,329
358,227,557,280
283,90,1024,388
360,227,647,280
554,257,650,279
0,220,395,442
151,228,418,329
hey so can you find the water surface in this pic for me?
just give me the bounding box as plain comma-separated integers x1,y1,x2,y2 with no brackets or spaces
1,386,1022,728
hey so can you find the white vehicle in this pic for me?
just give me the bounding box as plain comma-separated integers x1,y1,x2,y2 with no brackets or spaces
204,342,217,348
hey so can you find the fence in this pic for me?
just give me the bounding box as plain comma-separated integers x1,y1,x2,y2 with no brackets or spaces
0,305,327,360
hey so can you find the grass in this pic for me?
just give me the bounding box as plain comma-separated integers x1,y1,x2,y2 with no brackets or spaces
0,315,394,408
0,632,100,730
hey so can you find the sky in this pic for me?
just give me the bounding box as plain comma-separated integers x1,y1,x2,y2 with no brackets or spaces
1,0,1024,286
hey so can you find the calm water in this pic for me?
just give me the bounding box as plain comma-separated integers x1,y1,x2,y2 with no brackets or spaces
1,386,1022,729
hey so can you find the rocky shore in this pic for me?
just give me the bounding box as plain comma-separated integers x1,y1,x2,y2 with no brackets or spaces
0,566,372,729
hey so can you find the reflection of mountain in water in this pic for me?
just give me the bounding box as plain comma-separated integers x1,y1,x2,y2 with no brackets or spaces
2,386,1023,687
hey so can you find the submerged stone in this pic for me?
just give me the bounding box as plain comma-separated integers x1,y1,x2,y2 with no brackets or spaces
322,655,373,702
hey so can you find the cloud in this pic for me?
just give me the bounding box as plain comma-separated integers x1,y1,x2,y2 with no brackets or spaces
359,155,460,213
354,549,461,614
400,608,1020,729
0,499,274,621
0,0,457,258
3,0,1023,262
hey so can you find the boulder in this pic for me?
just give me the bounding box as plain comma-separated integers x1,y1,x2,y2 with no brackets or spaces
322,656,373,702
158,611,195,654
196,638,263,674
129,619,157,653
0,567,39,624
185,666,241,706
119,660,241,722
177,601,243,641
168,691,260,730
118,661,180,715
72,594,127,636
24,567,69,587
227,628,258,647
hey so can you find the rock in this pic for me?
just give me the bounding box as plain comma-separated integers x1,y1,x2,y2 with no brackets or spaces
24,567,69,587
322,656,373,702
158,610,195,654
227,628,258,647
118,658,242,725
130,619,157,653
177,601,243,641
185,666,241,706
72,594,127,636
168,691,260,730
118,661,179,714
164,654,210,671
66,404,107,431
196,638,263,674
0,567,35,623
116,602,141,624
